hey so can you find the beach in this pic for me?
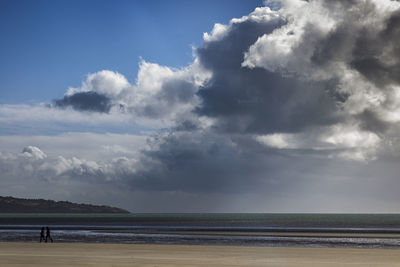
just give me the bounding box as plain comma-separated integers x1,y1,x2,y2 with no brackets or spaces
1,242,400,266
2,213,400,265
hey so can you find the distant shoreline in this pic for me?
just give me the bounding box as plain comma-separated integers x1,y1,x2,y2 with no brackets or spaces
0,196,129,213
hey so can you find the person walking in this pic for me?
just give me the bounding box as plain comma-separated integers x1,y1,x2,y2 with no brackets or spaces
39,227,45,243
45,226,53,243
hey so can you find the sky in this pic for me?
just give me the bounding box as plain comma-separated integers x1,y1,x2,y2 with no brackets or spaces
0,0,260,103
1,0,400,213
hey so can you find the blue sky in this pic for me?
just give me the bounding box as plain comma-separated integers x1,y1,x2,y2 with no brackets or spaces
0,0,261,103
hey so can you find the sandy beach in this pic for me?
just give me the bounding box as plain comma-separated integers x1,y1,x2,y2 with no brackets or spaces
1,243,400,266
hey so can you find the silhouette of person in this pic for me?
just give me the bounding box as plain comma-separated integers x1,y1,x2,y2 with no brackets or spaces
45,226,53,243
39,227,45,243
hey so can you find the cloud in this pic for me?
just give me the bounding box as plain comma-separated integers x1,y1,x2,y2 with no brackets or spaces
0,145,139,183
6,1,400,212
54,91,112,113
195,5,341,136
255,124,381,161
22,146,47,160
53,60,211,127
243,0,400,133
41,1,400,196
127,60,205,122
66,70,130,97
0,133,149,211
0,132,147,161
53,70,130,113
124,0,400,202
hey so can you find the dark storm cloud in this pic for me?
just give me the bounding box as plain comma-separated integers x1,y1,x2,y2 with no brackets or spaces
128,127,370,194
351,10,400,87
311,24,356,66
129,130,300,193
172,120,199,132
310,0,400,88
126,1,400,195
307,0,400,133
131,132,244,193
54,91,112,113
196,16,340,134
357,109,390,133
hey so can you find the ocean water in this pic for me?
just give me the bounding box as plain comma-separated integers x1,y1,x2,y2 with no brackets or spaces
2,213,400,248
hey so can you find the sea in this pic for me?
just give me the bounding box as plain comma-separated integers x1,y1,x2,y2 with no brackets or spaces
2,213,400,248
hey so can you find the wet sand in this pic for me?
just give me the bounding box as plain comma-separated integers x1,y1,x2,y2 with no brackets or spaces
1,242,400,266
102,230,400,239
